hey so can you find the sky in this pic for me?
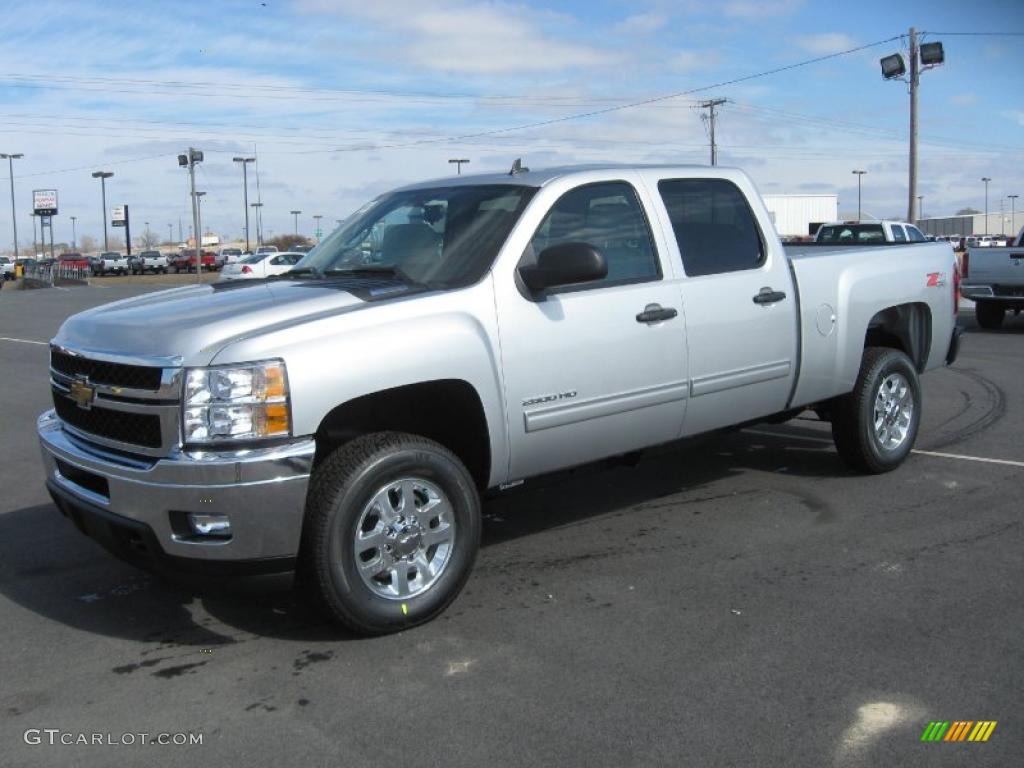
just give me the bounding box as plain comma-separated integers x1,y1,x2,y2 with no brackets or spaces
0,0,1022,253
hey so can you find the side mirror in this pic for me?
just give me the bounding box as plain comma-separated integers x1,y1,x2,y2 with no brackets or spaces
519,242,607,294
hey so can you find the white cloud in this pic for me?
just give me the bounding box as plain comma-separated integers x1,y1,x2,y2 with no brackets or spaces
296,0,611,74
722,0,804,20
615,12,667,35
669,50,723,73
795,33,858,55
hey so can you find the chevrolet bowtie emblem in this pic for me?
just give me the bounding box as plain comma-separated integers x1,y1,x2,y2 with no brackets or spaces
69,377,95,410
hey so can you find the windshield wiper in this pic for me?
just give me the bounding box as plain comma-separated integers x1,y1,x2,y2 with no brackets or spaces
268,266,322,280
322,266,421,285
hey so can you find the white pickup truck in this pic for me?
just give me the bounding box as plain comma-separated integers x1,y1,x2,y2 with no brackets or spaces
39,164,961,634
90,251,130,276
960,225,1024,328
815,220,929,244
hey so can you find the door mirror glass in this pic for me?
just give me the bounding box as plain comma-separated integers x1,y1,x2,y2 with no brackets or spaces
519,242,608,293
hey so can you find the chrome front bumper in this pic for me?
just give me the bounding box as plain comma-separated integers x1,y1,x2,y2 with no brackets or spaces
38,409,314,567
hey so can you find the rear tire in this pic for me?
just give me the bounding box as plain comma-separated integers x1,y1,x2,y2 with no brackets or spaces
831,347,921,474
975,300,1004,330
301,432,481,635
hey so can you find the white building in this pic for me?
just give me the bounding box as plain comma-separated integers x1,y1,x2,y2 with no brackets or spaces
762,194,838,238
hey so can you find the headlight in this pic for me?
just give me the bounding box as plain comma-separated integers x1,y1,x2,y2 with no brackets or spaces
182,360,291,443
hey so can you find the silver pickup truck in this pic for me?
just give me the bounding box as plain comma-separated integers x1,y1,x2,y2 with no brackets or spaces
39,165,961,634
960,225,1024,328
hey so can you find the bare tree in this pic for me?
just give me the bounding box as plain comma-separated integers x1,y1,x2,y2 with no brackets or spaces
79,234,98,254
136,230,161,249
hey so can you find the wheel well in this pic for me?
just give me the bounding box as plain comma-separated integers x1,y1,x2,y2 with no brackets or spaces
864,302,932,371
314,380,491,488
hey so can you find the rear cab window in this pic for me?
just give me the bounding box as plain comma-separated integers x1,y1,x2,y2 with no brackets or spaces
656,178,764,276
892,226,907,242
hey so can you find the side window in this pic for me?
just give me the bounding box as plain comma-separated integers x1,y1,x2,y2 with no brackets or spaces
892,226,907,242
657,179,764,277
528,181,660,286
906,226,926,242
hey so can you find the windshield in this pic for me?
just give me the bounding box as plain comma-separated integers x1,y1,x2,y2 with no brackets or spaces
296,184,536,288
817,224,886,243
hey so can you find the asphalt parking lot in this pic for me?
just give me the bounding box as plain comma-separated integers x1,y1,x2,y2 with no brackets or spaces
0,284,1021,767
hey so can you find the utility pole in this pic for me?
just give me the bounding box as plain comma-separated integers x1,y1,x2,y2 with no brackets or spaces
917,195,923,221
1,153,22,260
70,215,77,249
852,170,866,222
982,177,991,235
1010,195,1019,236
233,156,255,252
448,158,470,175
251,202,264,245
313,214,322,242
291,209,301,236
907,27,919,223
178,216,182,244
697,99,727,166
91,170,113,251
167,222,173,245
31,212,37,256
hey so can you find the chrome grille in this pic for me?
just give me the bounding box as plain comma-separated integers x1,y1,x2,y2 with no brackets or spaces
49,346,182,457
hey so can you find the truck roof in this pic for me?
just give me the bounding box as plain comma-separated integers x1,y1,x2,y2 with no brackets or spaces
395,163,729,192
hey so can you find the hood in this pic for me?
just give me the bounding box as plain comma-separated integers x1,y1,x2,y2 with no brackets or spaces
53,280,402,366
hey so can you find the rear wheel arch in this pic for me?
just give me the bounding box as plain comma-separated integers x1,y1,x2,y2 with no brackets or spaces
863,302,932,372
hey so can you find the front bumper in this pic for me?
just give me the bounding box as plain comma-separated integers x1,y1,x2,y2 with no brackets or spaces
38,410,314,571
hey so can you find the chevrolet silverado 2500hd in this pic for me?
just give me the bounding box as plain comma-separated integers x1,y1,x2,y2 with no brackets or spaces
960,225,1024,328
39,165,961,634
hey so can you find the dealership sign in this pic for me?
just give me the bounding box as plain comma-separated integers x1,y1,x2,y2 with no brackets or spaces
33,189,58,216
111,205,127,227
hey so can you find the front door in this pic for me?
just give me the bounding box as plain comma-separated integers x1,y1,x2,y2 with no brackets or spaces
495,178,688,481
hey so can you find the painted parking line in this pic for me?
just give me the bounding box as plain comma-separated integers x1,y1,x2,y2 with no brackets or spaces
743,429,1023,468
0,336,48,346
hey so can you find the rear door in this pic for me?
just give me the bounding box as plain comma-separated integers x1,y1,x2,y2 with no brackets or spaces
494,176,688,480
644,173,798,436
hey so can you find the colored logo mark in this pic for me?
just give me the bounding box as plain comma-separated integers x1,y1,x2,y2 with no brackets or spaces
920,721,997,742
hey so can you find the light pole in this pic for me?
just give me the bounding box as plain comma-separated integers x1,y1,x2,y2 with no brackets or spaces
251,202,264,246
880,29,944,222
232,156,255,252
167,222,173,245
91,170,114,251
1010,195,1019,237
448,158,470,175
852,170,866,221
1,152,23,260
291,209,301,236
176,148,203,281
982,177,991,235
313,214,322,242
70,215,77,249
917,195,923,221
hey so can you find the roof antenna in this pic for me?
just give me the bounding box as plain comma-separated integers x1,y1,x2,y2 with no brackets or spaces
509,158,529,176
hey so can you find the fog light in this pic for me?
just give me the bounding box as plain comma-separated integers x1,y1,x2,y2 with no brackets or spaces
187,513,232,537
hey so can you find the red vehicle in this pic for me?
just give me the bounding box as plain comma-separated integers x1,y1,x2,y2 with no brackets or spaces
57,252,90,270
169,249,217,273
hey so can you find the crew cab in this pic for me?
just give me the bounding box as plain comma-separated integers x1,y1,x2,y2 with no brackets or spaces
38,165,960,635
815,220,928,244
1,256,14,280
90,251,129,276
168,249,216,273
960,225,1024,328
128,250,169,274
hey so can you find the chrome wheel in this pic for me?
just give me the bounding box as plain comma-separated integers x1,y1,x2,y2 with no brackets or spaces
352,477,455,600
873,373,913,450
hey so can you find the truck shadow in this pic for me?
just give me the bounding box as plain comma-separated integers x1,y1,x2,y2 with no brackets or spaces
0,426,844,647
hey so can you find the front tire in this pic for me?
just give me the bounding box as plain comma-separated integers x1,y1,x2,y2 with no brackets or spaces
301,432,481,635
831,347,921,474
975,300,1004,330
